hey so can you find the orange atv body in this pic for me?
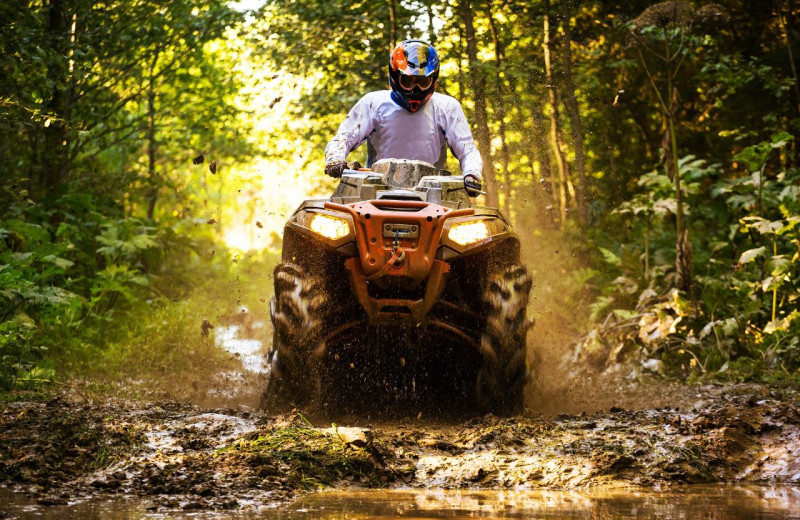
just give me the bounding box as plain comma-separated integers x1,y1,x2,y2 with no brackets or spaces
266,159,532,415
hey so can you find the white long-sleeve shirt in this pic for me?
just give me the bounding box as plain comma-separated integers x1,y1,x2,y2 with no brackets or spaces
324,90,483,177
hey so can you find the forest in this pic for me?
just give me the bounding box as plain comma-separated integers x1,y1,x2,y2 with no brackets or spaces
2,0,800,516
2,0,798,390
0,0,800,389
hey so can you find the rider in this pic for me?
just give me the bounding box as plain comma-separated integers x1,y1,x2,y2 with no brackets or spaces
324,40,483,194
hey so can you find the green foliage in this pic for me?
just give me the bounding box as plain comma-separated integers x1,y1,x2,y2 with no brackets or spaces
0,194,163,388
0,0,261,391
588,131,800,382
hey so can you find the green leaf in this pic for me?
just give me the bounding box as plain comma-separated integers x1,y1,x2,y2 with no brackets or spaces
760,274,786,292
41,254,74,270
653,198,677,215
590,296,615,322
612,309,640,320
778,217,800,235
769,255,792,276
770,131,794,148
720,318,739,337
764,310,800,334
599,247,621,267
739,246,765,264
741,216,783,235
128,234,159,251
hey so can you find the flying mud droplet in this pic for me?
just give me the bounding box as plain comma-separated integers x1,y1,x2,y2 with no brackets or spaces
268,96,283,109
209,161,217,174
201,319,213,337
193,153,205,165
256,221,263,228
207,218,217,225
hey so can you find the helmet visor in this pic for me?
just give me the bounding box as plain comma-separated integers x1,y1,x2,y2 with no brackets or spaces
398,74,434,91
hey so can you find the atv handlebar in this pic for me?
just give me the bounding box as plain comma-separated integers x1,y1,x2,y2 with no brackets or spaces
323,201,359,220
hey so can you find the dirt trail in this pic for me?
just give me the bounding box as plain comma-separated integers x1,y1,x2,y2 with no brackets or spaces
2,284,799,513
1,385,798,512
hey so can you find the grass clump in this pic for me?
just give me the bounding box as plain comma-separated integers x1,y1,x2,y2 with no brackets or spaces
217,425,387,491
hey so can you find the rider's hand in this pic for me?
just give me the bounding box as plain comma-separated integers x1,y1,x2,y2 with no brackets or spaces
325,160,347,178
464,174,483,197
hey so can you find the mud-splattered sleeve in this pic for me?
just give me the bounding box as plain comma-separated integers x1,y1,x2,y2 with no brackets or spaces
443,98,483,178
324,93,376,164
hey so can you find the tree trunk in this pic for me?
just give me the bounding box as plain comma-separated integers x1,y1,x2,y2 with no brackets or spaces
543,0,570,227
559,0,588,225
456,25,465,98
486,0,513,217
41,0,69,194
426,2,437,44
780,0,800,119
521,55,557,218
458,0,499,207
660,28,690,293
388,0,398,48
146,88,158,220
146,52,160,221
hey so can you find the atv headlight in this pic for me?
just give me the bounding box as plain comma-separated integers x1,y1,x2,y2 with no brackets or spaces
310,213,350,240
448,220,490,246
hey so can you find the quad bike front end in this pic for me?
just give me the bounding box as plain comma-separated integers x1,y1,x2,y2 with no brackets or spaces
265,160,532,415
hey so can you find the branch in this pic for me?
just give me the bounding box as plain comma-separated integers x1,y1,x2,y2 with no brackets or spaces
77,49,186,135
635,46,670,114
80,125,144,162
68,113,148,162
627,27,668,62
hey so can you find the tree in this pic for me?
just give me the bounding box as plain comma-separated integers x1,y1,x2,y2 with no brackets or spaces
458,0,500,207
543,0,571,227
486,0,513,216
560,0,588,225
628,1,728,292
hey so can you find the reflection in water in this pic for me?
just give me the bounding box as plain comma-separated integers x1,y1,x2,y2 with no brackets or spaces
214,324,267,374
2,486,800,519
278,487,800,519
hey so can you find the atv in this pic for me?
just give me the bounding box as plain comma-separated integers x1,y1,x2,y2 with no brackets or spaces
265,159,532,415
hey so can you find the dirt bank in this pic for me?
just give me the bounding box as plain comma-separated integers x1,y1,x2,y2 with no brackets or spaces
1,384,798,512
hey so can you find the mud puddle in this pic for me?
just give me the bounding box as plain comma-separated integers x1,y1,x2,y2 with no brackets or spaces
2,486,800,519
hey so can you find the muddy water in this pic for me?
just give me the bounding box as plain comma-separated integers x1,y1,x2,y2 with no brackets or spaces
2,486,800,519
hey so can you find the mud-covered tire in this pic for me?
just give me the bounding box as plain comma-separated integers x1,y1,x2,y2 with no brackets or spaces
263,263,329,410
476,264,533,415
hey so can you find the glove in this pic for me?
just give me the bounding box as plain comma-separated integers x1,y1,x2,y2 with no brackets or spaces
325,160,347,178
464,173,483,197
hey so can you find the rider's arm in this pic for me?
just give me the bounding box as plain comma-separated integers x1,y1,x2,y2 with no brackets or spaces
442,98,483,178
325,93,377,165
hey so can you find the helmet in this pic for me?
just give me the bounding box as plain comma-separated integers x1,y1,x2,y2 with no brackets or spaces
388,40,440,113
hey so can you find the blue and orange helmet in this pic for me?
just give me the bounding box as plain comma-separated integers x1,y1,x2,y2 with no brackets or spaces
388,40,440,113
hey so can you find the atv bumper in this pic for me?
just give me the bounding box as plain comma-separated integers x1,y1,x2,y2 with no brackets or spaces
344,256,450,325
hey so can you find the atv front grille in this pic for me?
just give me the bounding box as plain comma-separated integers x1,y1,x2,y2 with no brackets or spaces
366,279,426,301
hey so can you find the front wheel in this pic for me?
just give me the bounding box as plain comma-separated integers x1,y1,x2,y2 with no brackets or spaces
475,264,533,415
262,263,328,411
